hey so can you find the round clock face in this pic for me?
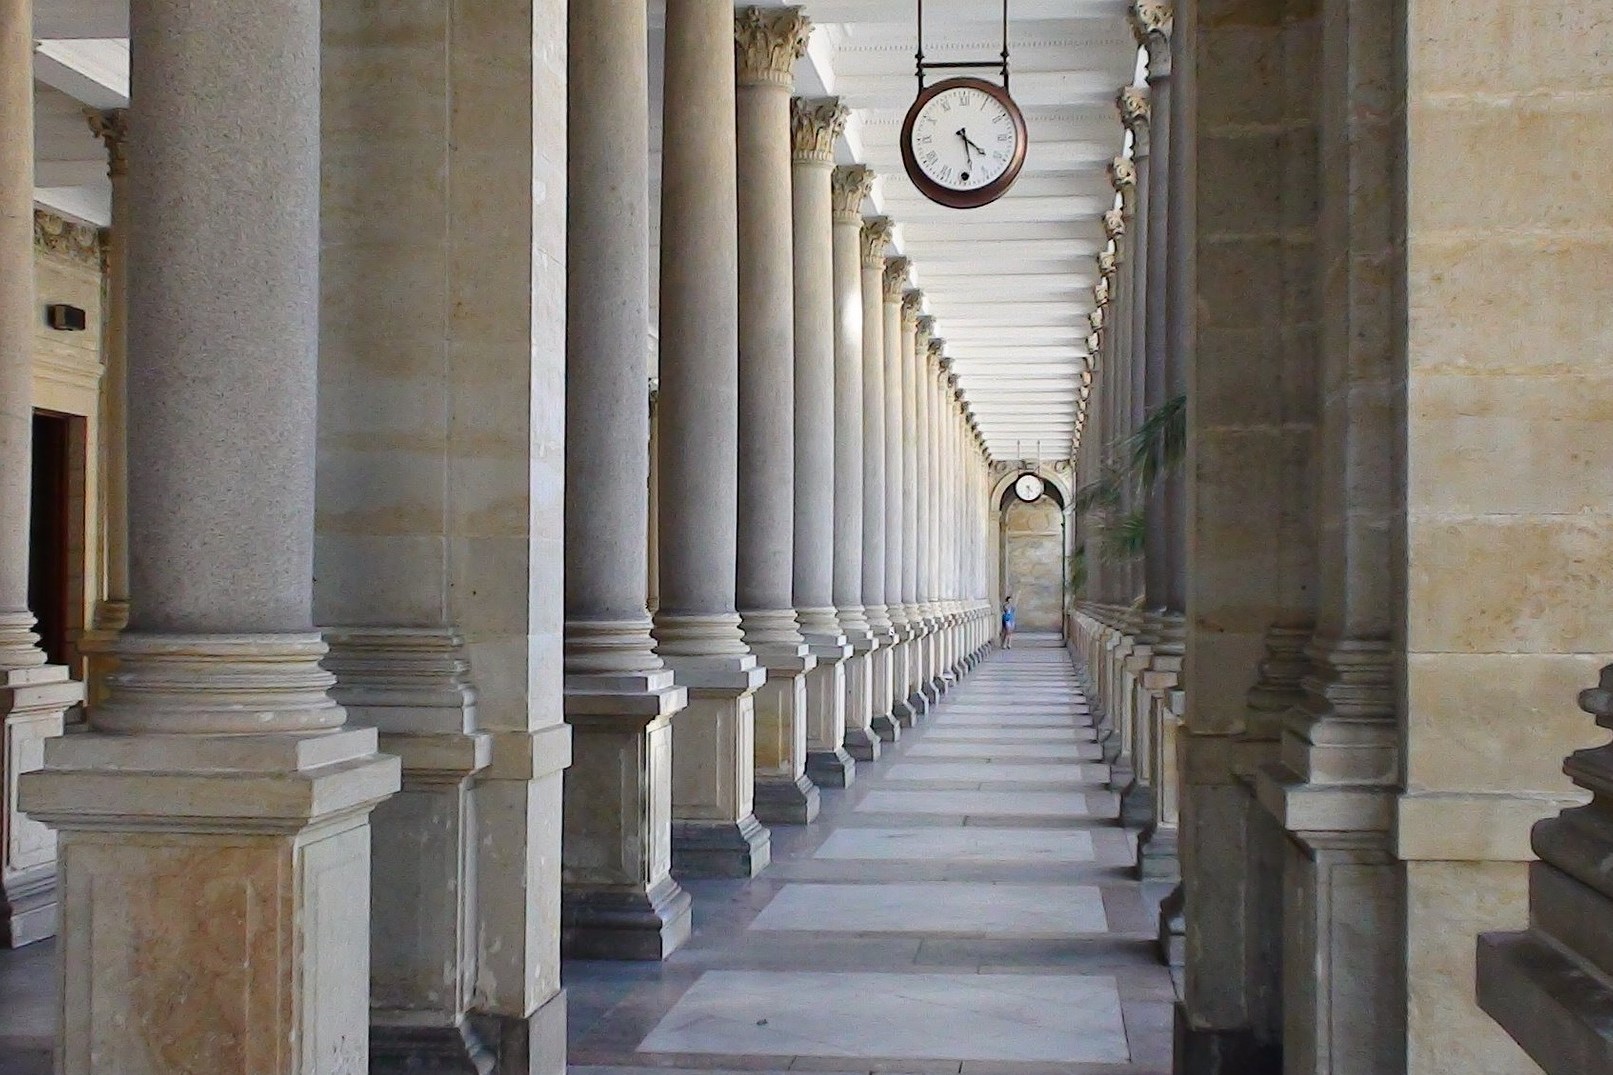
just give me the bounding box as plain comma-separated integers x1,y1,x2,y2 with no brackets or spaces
1014,473,1044,502
901,77,1028,210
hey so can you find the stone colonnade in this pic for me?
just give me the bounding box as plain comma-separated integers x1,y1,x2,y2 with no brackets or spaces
3,0,996,1069
1073,2,1613,1075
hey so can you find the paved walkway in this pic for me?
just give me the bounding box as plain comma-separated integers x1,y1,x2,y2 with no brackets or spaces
567,636,1174,1074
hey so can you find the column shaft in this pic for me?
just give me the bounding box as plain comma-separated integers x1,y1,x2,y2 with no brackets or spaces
655,0,771,878
829,170,876,774
791,100,856,790
735,7,818,828
562,0,691,961
852,215,892,761
879,258,912,733
22,0,399,1063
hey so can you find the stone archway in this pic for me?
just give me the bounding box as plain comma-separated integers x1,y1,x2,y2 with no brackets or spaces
999,493,1066,633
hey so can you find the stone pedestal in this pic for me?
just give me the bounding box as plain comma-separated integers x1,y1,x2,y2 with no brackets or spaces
562,667,691,960
666,656,772,878
0,667,78,945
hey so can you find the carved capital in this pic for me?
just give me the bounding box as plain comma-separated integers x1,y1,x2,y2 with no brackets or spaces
1097,249,1118,277
1088,308,1105,333
861,216,894,267
1128,0,1174,50
791,96,848,163
85,107,129,178
1103,207,1127,242
901,287,925,325
1093,277,1111,307
33,208,102,269
928,338,946,363
916,313,936,342
735,6,811,87
1117,85,1151,133
1108,155,1136,194
833,165,876,221
1086,331,1101,354
882,256,912,301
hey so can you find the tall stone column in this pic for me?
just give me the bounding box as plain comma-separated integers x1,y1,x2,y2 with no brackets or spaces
560,0,691,962
656,0,771,878
0,0,82,950
79,109,131,709
890,293,929,723
791,100,855,789
909,309,939,708
1120,88,1151,610
320,0,571,1056
829,171,876,776
735,6,818,826
854,215,894,760
898,290,929,716
21,0,401,1064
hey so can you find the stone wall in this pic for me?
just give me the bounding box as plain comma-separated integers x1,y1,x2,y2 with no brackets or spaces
1001,496,1064,632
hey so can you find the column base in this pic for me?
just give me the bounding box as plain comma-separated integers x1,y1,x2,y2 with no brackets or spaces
1107,756,1135,795
1,663,81,948
1137,823,1180,882
562,874,693,961
468,990,567,1075
902,691,929,723
371,1022,498,1075
1119,779,1155,829
755,770,821,825
872,709,903,741
673,814,772,878
1173,1004,1281,1075
1158,889,1186,967
844,725,881,762
806,746,856,788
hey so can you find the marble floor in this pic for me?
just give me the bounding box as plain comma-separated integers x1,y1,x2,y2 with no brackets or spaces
568,638,1176,1075
0,637,1175,1075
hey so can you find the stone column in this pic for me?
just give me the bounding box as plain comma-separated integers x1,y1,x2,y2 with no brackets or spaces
320,0,571,1056
79,109,131,708
898,290,929,716
561,0,691,961
791,100,855,789
881,258,914,732
907,306,936,713
0,0,82,950
855,215,894,759
656,0,770,878
829,172,878,774
735,6,818,826
21,0,401,1064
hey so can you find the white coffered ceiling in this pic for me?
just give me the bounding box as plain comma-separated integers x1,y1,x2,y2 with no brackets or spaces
33,0,1137,462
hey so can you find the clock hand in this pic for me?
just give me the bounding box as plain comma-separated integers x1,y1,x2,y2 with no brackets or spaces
955,128,974,165
960,128,987,155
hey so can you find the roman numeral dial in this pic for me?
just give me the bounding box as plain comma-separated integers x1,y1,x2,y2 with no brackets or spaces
900,77,1028,210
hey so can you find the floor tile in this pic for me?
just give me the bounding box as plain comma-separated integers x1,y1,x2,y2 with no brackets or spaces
637,970,1129,1063
856,789,1093,817
810,828,1095,864
904,741,1099,760
748,882,1107,935
885,762,1098,784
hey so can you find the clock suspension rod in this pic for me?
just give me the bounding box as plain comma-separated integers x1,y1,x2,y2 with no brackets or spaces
913,0,1012,92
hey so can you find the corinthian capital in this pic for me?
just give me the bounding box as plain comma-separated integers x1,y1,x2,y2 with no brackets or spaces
1103,207,1127,242
1088,308,1105,333
1107,155,1136,193
901,287,925,325
861,215,894,266
928,338,946,363
1128,0,1174,48
85,107,129,178
1093,277,1111,307
833,165,876,221
1117,85,1150,134
791,97,848,163
735,6,811,87
882,256,912,301
1087,331,1101,354
1097,249,1118,278
916,313,936,341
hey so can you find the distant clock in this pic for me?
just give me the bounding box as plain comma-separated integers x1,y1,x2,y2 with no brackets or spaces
1014,472,1044,502
900,77,1028,210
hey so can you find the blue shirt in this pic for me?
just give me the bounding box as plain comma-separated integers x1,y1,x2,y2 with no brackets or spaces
1002,607,1015,628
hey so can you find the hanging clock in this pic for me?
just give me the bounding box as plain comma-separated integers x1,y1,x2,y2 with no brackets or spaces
901,77,1027,210
1013,472,1044,502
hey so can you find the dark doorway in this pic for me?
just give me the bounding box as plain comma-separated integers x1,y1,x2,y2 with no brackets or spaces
28,411,75,667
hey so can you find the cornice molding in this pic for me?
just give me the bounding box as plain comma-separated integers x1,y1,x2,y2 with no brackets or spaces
33,208,102,269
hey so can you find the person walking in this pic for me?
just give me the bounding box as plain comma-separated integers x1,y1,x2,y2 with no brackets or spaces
1000,595,1016,649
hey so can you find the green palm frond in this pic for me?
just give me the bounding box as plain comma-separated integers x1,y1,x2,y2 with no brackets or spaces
1126,393,1187,492
1100,510,1147,561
